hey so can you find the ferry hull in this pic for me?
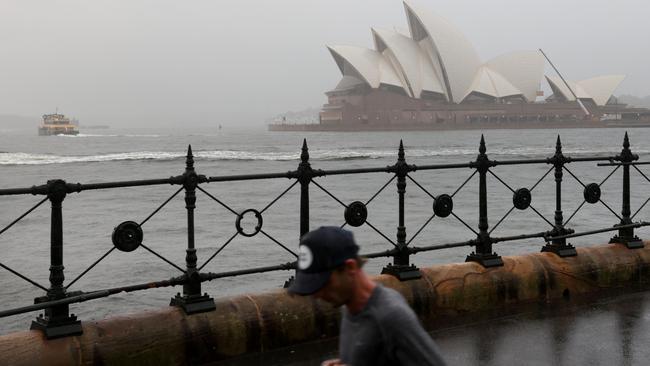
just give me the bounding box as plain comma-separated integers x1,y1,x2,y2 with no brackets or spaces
38,113,80,136
38,127,79,136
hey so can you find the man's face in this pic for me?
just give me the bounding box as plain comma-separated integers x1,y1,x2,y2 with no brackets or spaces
314,265,355,307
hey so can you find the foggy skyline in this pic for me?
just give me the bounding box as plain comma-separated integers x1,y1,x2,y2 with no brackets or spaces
1,0,648,128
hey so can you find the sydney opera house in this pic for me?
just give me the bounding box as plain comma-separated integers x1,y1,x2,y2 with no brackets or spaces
270,1,649,131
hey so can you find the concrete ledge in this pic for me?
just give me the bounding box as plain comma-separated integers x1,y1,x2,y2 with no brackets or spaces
1,242,649,365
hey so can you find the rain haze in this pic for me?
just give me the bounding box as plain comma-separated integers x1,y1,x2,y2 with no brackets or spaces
4,3,650,363
0,0,648,128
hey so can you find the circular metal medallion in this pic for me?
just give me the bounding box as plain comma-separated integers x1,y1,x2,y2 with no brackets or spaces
344,201,368,227
112,221,143,252
235,209,263,237
584,183,601,204
513,188,532,210
433,194,453,217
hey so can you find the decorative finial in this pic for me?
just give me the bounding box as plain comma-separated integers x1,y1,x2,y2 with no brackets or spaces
623,132,630,150
555,135,562,153
479,135,486,155
300,139,309,163
186,145,194,170
398,140,405,161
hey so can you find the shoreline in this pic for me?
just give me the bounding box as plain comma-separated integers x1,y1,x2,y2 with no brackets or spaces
268,120,650,132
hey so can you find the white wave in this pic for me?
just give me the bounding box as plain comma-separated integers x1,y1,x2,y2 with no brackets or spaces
56,133,165,138
197,150,299,161
0,151,181,165
1,147,648,165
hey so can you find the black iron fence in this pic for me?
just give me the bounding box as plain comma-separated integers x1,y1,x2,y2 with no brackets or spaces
0,133,649,339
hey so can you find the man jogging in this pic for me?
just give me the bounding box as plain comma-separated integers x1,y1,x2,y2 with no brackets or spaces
288,226,446,366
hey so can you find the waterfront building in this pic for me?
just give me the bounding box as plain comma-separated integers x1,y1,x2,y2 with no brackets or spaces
270,0,650,131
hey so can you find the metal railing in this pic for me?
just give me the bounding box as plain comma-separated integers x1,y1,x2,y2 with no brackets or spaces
0,133,649,339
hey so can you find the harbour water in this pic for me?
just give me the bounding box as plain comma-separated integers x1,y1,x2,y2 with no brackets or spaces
1,126,649,335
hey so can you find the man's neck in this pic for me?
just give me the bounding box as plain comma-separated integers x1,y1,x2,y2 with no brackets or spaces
346,273,377,315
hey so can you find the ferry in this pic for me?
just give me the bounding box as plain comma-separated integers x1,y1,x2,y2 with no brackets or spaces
38,113,79,136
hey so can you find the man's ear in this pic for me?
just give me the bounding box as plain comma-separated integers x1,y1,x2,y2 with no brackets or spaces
343,258,359,272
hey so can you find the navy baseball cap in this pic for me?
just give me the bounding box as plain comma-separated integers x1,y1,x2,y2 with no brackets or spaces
288,226,360,295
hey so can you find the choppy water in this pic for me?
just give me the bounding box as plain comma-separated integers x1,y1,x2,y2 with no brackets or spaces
1,126,649,334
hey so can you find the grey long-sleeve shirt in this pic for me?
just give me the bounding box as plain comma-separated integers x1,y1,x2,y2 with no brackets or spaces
339,285,446,366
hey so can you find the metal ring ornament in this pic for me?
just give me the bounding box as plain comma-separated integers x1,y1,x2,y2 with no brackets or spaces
513,188,532,210
583,183,601,204
344,201,368,227
433,194,453,217
235,209,263,237
112,221,143,252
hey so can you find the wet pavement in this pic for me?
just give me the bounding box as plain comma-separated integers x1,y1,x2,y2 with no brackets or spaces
433,290,650,366
216,290,650,365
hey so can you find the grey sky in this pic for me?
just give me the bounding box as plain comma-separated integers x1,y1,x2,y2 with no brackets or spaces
1,0,648,128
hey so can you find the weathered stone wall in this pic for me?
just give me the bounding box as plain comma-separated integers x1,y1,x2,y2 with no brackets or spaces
1,242,649,365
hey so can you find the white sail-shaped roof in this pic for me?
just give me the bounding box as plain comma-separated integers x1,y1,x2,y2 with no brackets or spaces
333,75,366,91
546,76,590,101
325,1,624,107
403,0,481,102
327,45,404,90
371,28,445,98
486,51,544,101
464,66,523,100
546,75,623,106
578,75,626,106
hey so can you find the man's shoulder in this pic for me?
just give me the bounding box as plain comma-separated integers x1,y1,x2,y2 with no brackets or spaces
370,286,413,318
369,287,433,344
374,285,408,305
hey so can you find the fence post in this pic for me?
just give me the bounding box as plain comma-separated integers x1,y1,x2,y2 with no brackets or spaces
382,140,421,280
542,135,577,256
299,139,311,238
466,135,503,267
30,179,83,339
283,139,313,287
610,132,643,248
170,145,216,314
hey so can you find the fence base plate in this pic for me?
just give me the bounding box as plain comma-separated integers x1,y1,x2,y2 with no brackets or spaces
30,315,83,339
541,243,577,257
381,264,422,281
610,236,644,249
465,253,504,268
170,293,216,314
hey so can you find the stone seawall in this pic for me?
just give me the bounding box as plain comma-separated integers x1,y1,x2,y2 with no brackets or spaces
1,242,649,365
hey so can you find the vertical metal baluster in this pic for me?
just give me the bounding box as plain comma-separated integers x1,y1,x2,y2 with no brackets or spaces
170,145,216,314
396,140,407,266
299,139,310,238
284,139,312,288
31,179,83,339
466,135,503,267
542,136,577,256
382,140,421,280
610,132,643,248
